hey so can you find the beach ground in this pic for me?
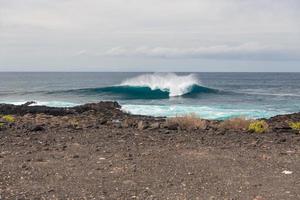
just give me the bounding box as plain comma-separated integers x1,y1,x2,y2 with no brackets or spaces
0,102,300,199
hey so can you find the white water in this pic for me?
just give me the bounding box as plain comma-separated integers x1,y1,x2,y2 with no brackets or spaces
0,100,79,107
120,73,200,96
1,100,287,119
122,104,287,120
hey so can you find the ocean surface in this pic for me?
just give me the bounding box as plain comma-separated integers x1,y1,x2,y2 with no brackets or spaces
1,72,300,120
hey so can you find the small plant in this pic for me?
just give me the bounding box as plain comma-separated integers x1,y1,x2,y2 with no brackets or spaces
166,113,207,131
219,117,253,130
248,120,269,133
289,122,300,130
2,115,15,123
0,122,4,128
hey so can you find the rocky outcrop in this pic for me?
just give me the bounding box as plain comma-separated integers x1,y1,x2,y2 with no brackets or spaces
267,112,300,132
2,101,300,134
0,101,122,116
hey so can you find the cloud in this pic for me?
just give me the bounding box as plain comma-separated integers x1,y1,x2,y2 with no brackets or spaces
0,0,300,70
73,50,88,56
103,44,299,60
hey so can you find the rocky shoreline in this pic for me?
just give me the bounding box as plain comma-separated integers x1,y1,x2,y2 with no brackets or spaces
1,101,300,199
1,101,300,134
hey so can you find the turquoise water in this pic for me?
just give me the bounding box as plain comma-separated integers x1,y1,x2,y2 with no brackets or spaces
1,72,300,120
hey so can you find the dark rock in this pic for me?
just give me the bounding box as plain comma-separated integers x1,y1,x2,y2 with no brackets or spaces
30,125,45,132
0,101,122,116
73,155,80,158
20,163,27,169
22,101,36,106
277,138,287,143
36,158,44,162
98,118,107,125
166,123,178,130
272,123,291,130
114,123,122,128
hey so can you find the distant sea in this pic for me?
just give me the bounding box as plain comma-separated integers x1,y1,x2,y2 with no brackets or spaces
1,72,300,120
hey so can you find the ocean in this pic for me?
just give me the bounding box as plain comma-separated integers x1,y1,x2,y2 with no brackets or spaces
1,72,300,120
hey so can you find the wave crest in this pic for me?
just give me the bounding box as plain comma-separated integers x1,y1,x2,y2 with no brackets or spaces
44,73,217,99
120,73,201,97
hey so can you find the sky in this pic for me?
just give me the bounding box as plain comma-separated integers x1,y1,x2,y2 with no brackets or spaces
0,0,299,72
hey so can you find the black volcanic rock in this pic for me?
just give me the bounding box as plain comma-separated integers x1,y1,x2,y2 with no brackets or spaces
0,101,122,117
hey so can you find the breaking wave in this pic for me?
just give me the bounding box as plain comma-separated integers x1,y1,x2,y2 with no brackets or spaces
65,73,218,99
120,73,202,97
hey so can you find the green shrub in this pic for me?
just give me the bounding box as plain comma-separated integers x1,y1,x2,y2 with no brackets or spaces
289,122,300,130
2,115,15,123
248,120,269,133
0,122,4,128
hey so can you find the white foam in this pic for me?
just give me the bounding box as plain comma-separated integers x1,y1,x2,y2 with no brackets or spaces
122,104,286,120
0,100,79,107
120,73,200,96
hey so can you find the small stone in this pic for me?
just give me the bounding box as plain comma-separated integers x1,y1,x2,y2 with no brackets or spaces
122,119,130,128
123,180,136,186
36,158,44,162
114,123,122,128
99,118,107,125
30,125,45,132
20,163,27,169
253,195,264,200
150,122,160,129
280,138,287,143
166,123,178,130
137,121,148,130
282,170,293,175
73,155,80,158
22,101,36,106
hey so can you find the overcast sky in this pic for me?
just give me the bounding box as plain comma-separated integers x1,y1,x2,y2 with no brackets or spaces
0,0,299,72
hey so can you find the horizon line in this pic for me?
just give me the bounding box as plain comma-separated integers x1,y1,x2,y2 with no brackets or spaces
0,71,300,73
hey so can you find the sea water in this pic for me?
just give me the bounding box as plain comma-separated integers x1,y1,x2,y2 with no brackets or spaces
1,72,300,120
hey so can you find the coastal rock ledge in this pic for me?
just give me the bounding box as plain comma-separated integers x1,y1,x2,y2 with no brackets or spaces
1,101,300,136
0,101,122,116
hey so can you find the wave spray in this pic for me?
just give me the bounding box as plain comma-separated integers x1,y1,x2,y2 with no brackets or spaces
120,73,200,97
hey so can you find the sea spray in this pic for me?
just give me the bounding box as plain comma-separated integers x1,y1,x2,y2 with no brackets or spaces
120,73,201,97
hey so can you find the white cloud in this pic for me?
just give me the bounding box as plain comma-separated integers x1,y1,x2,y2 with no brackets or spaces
103,44,299,60
0,0,300,70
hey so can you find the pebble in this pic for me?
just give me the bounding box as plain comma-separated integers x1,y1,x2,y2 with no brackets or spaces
282,170,293,175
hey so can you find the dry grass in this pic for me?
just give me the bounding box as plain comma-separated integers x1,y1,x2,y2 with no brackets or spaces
166,113,207,131
219,117,253,130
